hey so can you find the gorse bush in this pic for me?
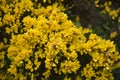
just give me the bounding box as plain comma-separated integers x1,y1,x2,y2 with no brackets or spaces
0,0,120,80
65,0,120,52
94,0,120,52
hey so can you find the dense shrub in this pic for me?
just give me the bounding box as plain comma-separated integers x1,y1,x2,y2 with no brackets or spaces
63,0,120,52
94,0,120,52
0,0,120,80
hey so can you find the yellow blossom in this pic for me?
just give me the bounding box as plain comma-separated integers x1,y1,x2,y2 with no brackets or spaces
75,15,80,22
8,65,17,75
64,76,71,80
105,6,110,13
110,31,117,39
60,60,80,74
34,60,41,70
94,0,99,7
42,70,51,79
22,16,37,30
118,17,120,23
3,13,15,25
82,64,95,79
109,10,119,19
25,60,33,72
43,0,46,3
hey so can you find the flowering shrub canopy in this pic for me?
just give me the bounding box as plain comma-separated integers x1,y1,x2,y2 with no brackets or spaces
0,0,120,80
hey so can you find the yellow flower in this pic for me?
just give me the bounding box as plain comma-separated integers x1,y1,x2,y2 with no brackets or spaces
110,31,117,39
43,0,46,3
0,18,2,27
82,64,95,79
0,42,4,49
64,76,71,80
19,75,26,80
60,60,80,74
118,17,120,23
8,65,17,75
0,51,5,68
3,13,15,25
108,1,112,6
42,70,51,79
103,1,111,13
34,60,41,70
105,6,110,13
22,16,36,30
94,0,99,7
109,10,119,19
25,60,33,72
75,15,80,22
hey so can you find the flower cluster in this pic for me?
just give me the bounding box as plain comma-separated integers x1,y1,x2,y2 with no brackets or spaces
0,0,120,80
95,0,120,22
